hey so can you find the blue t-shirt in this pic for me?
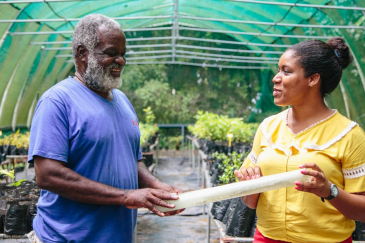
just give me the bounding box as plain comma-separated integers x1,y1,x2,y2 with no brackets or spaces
28,77,142,243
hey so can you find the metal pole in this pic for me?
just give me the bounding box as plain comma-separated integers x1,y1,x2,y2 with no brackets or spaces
172,0,179,63
223,0,365,11
207,212,211,243
175,44,283,54
156,138,159,170
9,27,173,36
175,50,280,60
181,126,184,149
192,141,195,173
198,151,201,186
178,15,365,29
44,44,173,51
0,15,172,23
179,27,333,39
175,54,277,64
178,36,291,48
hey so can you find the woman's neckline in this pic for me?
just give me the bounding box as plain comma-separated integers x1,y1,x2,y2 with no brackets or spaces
285,108,338,136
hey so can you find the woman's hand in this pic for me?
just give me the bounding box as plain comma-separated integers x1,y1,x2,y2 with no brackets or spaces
234,165,262,209
294,163,332,198
234,165,262,181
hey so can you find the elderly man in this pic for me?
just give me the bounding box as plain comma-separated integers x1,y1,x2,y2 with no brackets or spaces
27,14,183,243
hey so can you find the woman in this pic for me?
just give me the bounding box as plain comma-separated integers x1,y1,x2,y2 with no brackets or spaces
234,37,365,243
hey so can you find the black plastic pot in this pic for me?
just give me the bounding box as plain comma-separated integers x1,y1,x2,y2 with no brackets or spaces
222,197,239,225
5,201,29,235
225,199,256,237
248,215,257,237
352,221,365,240
211,199,231,221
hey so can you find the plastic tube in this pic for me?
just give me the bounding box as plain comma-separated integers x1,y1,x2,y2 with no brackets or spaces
156,169,311,213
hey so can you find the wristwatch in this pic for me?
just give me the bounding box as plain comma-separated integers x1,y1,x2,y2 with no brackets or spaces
321,183,339,202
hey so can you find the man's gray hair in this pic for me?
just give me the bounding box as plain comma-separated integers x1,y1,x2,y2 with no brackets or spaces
72,14,123,69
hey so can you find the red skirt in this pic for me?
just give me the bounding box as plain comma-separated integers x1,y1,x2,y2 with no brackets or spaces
253,228,352,243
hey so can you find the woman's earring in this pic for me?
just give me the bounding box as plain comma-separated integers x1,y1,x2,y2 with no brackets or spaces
309,83,313,87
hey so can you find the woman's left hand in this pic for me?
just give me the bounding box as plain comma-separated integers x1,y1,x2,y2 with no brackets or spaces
294,163,332,198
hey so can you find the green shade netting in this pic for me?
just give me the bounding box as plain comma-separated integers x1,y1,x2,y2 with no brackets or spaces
0,0,364,129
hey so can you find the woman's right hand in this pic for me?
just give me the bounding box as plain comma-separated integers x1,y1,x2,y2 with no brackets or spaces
234,166,262,209
234,165,262,181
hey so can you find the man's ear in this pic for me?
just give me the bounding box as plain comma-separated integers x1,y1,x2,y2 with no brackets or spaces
75,45,89,74
76,44,88,62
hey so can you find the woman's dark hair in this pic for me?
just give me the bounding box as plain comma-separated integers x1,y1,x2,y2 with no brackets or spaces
287,37,353,97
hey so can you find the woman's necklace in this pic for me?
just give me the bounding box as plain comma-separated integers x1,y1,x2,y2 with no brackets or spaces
285,108,337,136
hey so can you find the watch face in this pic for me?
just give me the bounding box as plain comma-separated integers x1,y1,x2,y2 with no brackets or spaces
331,184,339,197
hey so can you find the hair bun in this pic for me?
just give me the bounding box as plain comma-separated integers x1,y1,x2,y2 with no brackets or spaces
327,37,353,69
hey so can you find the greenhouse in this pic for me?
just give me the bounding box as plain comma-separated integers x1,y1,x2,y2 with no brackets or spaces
1,0,365,242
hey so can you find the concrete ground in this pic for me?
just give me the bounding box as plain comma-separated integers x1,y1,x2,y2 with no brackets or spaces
136,154,220,243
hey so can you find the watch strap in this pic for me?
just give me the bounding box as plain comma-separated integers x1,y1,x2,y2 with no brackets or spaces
321,183,337,202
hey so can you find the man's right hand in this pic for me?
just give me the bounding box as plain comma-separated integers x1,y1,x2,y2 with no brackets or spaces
124,189,179,217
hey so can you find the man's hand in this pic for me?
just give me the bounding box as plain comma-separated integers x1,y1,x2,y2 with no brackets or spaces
124,189,180,217
137,161,185,216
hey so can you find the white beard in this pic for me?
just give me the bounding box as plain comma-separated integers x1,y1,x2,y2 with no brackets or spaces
83,53,123,92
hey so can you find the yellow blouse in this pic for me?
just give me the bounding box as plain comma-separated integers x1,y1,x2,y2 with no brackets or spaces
242,109,365,243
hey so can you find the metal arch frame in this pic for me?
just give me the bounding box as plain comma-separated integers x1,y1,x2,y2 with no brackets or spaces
1,0,365,10
12,72,30,131
0,60,22,124
339,80,351,119
224,0,365,11
2,15,363,29
0,0,86,3
0,8,24,49
171,0,179,62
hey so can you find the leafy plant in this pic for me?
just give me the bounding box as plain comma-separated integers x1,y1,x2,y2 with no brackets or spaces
7,179,27,187
143,106,156,124
0,169,15,179
212,151,248,185
188,111,259,142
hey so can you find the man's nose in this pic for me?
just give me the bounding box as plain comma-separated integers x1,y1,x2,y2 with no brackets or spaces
115,56,126,65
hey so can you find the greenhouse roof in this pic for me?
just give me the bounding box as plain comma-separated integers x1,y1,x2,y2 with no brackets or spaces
1,0,365,129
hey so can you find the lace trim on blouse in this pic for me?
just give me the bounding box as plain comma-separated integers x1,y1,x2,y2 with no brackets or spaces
248,151,258,165
261,115,358,156
343,164,365,179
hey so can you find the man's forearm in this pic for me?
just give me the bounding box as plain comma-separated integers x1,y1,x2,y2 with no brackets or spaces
137,161,163,189
35,157,128,205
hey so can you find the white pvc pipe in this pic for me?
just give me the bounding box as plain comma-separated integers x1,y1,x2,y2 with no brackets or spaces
156,169,310,212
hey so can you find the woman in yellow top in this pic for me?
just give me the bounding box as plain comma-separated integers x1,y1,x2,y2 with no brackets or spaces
234,37,365,243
